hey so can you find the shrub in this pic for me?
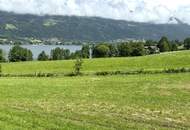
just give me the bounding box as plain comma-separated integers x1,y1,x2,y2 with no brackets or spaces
93,44,110,58
164,68,190,73
74,58,83,76
96,71,110,76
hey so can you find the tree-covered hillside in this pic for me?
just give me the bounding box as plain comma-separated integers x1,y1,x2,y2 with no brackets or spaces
0,11,190,41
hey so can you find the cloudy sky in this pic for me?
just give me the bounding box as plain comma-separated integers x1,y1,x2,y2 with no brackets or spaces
0,0,190,24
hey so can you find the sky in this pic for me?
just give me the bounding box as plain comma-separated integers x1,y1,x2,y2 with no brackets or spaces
0,0,190,24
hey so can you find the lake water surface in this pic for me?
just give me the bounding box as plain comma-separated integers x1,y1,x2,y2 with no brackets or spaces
0,45,82,59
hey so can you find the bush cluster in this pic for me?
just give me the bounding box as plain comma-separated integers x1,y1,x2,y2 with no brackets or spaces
0,67,189,78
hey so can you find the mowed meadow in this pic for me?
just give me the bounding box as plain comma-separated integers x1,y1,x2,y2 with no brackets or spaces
1,50,190,74
0,51,190,129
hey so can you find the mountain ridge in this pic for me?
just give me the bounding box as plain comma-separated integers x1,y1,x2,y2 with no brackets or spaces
0,11,190,42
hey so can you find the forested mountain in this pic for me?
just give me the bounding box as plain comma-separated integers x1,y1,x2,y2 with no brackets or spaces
0,11,190,42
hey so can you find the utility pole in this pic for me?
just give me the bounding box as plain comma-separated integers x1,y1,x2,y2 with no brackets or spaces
89,44,92,59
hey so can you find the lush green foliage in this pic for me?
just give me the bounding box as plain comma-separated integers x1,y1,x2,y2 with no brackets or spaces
81,45,90,58
50,47,70,60
117,43,132,56
91,42,145,58
158,36,170,52
130,42,145,56
184,37,190,49
170,43,178,51
70,50,83,59
8,45,33,62
108,44,118,57
0,36,190,63
38,51,49,61
93,44,110,58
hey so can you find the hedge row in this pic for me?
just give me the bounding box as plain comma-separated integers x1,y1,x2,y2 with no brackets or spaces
0,68,190,77
96,68,190,76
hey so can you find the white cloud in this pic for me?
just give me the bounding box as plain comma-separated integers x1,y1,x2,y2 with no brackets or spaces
0,0,190,24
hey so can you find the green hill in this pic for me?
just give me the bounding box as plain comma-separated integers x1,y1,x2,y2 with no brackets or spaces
1,11,190,41
2,51,190,74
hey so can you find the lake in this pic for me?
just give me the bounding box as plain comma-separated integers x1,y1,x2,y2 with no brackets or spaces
0,45,82,59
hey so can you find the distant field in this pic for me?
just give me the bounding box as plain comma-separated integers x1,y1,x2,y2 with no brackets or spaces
2,50,190,74
0,73,190,129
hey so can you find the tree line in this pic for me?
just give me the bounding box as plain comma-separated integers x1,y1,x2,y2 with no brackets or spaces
0,36,190,62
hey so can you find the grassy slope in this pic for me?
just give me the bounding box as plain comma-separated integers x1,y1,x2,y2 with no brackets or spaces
0,73,190,129
0,51,190,129
2,50,190,74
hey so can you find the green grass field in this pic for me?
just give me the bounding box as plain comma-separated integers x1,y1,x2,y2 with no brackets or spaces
0,51,190,129
2,50,190,74
0,74,190,129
